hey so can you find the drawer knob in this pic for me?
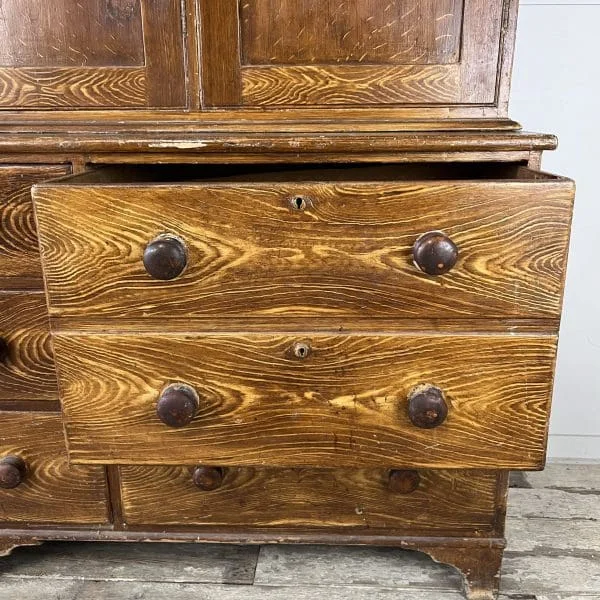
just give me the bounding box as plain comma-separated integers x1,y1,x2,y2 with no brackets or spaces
0,456,27,489
412,231,458,275
388,469,421,494
0,337,8,363
193,466,225,491
156,383,199,428
143,234,188,280
407,384,448,429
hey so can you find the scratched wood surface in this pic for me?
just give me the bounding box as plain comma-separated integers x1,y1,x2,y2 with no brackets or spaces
119,467,499,532
0,412,109,524
53,332,556,467
0,0,186,109
200,0,505,107
240,0,463,65
32,165,574,320
0,293,57,402
0,464,596,599
0,165,70,288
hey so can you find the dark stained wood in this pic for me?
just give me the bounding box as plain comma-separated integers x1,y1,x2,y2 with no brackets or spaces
120,466,499,533
192,466,225,491
0,1,185,109
0,165,70,288
240,0,464,65
52,332,557,468
0,412,109,524
0,293,57,402
143,235,189,281
32,166,574,320
0,456,27,490
388,470,421,494
412,232,459,276
198,0,242,107
422,544,504,600
201,0,509,108
0,0,145,67
407,385,449,429
156,383,199,428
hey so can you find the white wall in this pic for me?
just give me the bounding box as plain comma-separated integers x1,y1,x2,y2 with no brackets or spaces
511,1,600,459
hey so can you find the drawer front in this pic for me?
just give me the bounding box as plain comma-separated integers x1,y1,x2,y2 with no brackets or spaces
120,466,500,535
0,165,70,287
0,293,57,401
33,177,574,319
0,413,109,524
54,332,556,468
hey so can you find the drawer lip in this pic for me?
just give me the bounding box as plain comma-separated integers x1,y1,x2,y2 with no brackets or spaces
53,332,556,470
31,163,574,187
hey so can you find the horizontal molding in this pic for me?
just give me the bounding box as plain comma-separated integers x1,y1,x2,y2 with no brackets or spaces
548,434,600,460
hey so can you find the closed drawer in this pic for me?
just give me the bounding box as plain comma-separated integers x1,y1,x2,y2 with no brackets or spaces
0,293,57,402
0,165,70,287
0,412,109,524
54,332,556,469
120,466,502,535
32,163,574,320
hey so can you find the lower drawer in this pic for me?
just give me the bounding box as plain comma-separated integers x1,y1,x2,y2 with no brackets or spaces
0,413,109,525
119,466,502,536
0,293,58,402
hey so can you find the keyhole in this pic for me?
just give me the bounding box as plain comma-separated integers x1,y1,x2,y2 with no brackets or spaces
291,341,311,359
290,195,307,210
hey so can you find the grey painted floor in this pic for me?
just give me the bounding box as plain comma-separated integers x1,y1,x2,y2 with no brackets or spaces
0,463,597,599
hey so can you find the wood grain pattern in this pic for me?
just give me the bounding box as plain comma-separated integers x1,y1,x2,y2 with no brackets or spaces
241,64,459,105
201,0,507,108
240,0,463,65
0,67,147,108
0,1,186,109
0,165,70,288
0,0,145,67
120,466,499,533
198,0,242,107
0,293,57,402
0,412,109,524
32,166,574,319
53,332,556,468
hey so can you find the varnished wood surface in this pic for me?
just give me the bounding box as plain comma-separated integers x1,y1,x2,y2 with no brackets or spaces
200,0,506,108
0,0,145,67
120,466,499,533
240,0,463,65
241,64,459,105
33,167,574,319
53,332,556,468
0,1,186,109
0,412,109,524
0,293,57,402
0,165,70,288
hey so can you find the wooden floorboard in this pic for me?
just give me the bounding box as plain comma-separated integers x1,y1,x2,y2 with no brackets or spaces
0,464,597,599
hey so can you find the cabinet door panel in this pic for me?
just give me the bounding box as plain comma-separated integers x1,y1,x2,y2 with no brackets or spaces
199,0,505,108
0,0,186,109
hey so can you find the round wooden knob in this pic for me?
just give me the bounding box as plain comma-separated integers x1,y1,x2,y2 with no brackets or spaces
388,470,420,494
156,383,199,428
407,384,448,429
0,337,8,363
193,466,225,491
0,456,27,489
143,234,188,280
412,231,458,275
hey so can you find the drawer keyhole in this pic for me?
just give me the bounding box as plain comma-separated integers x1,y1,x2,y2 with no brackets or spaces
290,195,308,211
291,341,311,359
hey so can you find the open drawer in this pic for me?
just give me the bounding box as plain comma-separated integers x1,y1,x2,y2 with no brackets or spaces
31,163,575,321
